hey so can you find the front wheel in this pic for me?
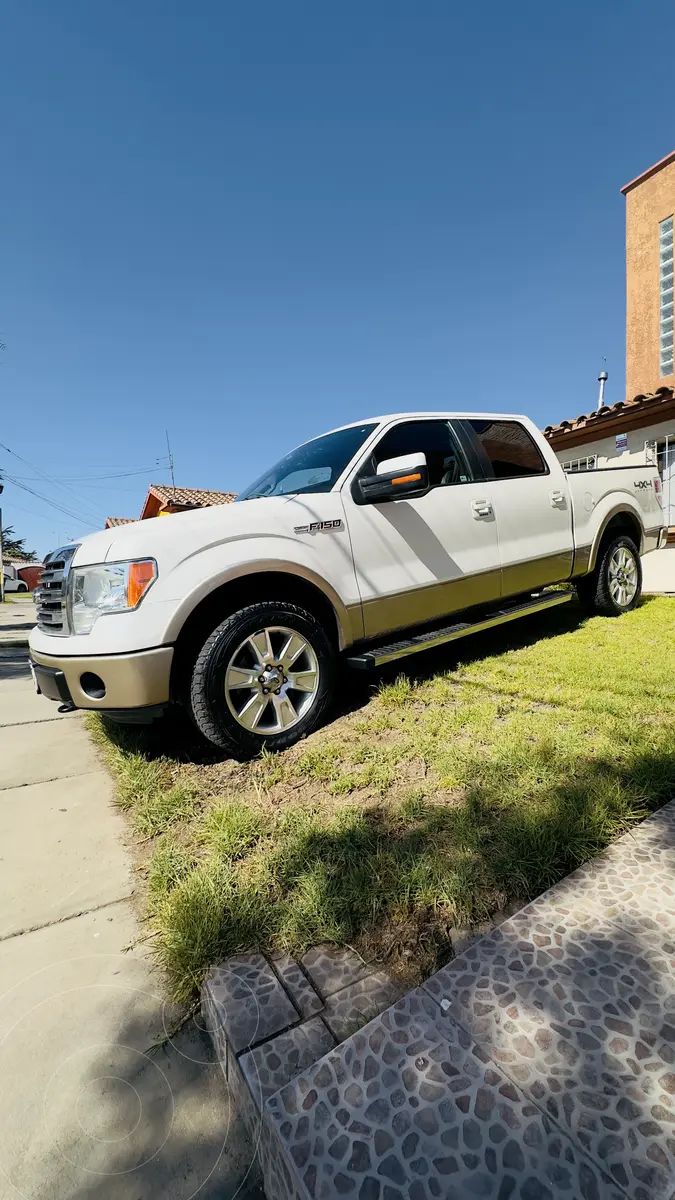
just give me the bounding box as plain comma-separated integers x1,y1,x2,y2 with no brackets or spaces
189,601,336,757
577,535,642,616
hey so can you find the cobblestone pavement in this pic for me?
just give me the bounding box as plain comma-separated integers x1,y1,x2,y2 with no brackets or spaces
206,799,675,1199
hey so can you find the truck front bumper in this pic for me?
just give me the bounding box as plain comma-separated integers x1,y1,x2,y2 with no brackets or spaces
29,645,173,720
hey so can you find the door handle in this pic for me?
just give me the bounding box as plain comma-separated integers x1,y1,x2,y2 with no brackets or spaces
549,489,566,506
471,499,492,518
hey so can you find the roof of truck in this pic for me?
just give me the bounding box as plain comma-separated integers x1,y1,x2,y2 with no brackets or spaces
325,411,530,434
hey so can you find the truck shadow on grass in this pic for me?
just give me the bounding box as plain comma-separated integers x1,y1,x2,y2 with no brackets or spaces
33,746,675,1199
98,596,595,767
151,734,675,999
92,594,675,996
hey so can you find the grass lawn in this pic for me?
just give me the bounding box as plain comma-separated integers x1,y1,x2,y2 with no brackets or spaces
90,595,675,1002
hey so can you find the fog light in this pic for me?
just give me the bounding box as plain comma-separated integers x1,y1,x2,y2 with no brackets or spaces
80,672,106,700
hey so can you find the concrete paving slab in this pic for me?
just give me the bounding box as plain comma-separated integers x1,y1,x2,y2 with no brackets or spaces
0,716,99,790
0,904,262,1200
0,771,132,937
0,646,33,684
0,625,260,1199
0,682,76,726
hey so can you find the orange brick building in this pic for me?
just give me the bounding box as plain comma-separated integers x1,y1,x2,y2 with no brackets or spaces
622,150,675,401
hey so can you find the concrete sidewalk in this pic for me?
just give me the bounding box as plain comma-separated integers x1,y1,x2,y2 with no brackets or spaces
0,646,261,1199
0,595,35,646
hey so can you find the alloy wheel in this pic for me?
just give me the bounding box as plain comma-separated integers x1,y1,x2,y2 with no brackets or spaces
224,626,320,734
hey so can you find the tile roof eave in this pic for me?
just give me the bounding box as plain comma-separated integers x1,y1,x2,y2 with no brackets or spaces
543,389,675,443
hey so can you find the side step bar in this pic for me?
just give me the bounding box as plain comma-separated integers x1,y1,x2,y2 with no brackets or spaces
346,590,573,670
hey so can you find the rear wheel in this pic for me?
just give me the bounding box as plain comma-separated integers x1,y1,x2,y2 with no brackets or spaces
189,600,336,757
577,535,642,616
17,582,28,593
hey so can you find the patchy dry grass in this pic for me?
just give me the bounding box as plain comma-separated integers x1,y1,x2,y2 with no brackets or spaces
90,597,675,1001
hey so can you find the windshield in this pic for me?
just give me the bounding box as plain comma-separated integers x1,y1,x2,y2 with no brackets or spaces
236,423,377,502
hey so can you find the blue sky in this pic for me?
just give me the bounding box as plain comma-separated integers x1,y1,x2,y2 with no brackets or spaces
2,0,674,555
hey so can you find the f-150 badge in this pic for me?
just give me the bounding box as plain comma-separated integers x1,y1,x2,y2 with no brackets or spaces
294,519,344,534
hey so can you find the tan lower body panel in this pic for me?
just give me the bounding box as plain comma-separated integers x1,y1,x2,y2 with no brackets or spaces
360,554,576,642
30,646,174,709
360,567,502,640
501,550,574,598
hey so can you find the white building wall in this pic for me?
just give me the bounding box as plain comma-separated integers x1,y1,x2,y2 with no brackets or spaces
552,418,675,469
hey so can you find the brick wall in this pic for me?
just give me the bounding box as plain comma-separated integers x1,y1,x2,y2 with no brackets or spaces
625,157,675,400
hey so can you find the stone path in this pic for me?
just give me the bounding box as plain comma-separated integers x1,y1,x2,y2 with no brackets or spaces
0,645,261,1199
206,800,675,1199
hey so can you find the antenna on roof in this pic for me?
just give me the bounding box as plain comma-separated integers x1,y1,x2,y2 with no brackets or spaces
165,430,176,499
597,361,608,409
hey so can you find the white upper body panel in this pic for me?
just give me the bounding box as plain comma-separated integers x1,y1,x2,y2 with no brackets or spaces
28,411,665,658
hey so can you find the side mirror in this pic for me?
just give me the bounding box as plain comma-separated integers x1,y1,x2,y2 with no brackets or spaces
353,452,430,505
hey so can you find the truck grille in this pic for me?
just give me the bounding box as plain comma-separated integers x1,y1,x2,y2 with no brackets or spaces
35,545,79,635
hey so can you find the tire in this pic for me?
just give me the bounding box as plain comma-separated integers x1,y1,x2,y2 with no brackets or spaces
576,535,642,616
189,600,336,757
17,583,28,593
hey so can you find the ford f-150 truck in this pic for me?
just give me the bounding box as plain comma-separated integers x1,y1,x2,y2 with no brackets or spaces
29,412,666,756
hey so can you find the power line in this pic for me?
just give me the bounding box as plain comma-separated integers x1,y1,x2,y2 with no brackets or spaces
1,498,77,542
8,465,164,482
0,440,147,521
1,472,99,529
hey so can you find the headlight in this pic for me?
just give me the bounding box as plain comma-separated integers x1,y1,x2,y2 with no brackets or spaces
68,559,157,635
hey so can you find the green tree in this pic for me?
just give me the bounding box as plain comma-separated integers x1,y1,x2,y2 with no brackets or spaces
1,525,37,560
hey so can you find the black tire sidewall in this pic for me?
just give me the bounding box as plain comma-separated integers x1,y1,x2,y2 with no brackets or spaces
191,602,336,756
597,535,642,615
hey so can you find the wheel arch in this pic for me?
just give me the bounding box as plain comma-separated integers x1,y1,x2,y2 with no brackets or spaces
588,506,643,571
169,567,351,703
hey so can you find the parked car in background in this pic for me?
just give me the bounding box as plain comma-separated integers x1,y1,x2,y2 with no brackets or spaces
29,411,666,756
3,563,29,593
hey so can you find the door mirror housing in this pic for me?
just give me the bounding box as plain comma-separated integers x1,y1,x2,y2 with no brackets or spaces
353,452,430,505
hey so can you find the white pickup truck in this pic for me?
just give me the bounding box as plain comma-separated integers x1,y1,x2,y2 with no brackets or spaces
30,412,666,756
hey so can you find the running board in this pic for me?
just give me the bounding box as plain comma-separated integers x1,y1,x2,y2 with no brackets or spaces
346,590,573,670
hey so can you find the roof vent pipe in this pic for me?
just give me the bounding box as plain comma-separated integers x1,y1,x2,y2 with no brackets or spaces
597,369,608,409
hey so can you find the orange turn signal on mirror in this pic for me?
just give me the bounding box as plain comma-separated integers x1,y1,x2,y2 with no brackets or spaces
392,472,422,485
127,560,157,607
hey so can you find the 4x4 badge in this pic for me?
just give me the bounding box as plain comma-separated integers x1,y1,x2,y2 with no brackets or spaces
294,519,344,534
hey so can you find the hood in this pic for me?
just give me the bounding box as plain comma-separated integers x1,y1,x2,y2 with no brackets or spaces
70,495,326,569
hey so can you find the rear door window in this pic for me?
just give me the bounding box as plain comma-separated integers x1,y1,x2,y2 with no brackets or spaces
467,420,547,479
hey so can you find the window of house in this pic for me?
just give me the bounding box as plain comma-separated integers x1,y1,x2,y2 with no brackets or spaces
660,215,674,377
468,420,547,479
368,420,473,488
561,455,597,472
